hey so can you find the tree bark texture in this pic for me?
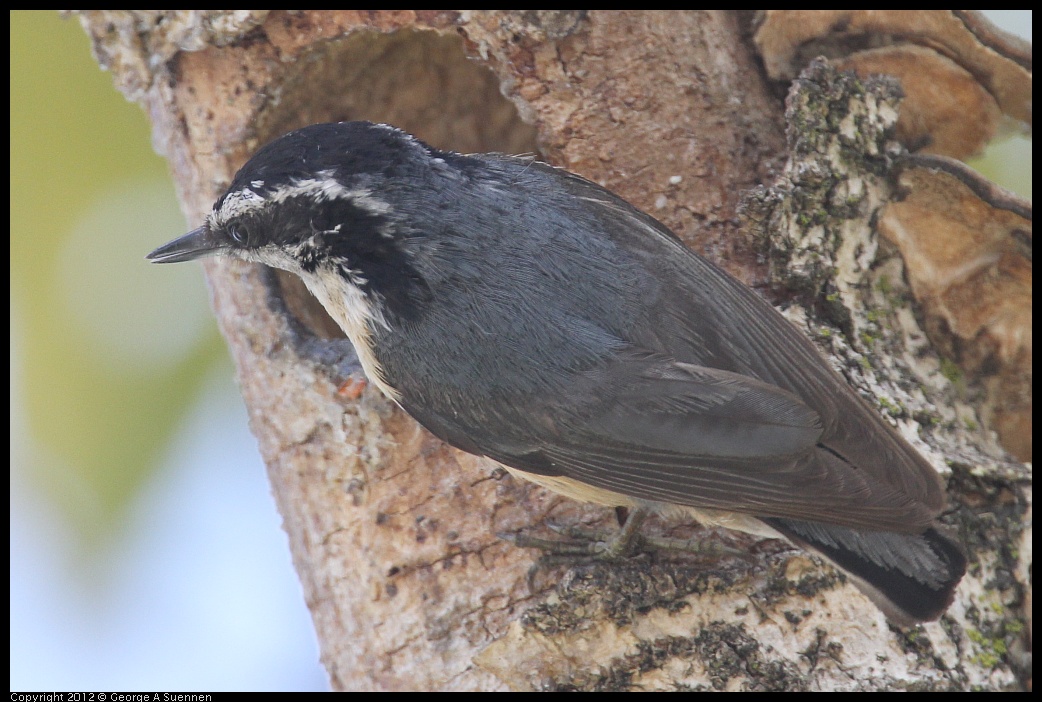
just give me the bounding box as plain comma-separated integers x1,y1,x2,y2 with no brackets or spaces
76,10,1030,691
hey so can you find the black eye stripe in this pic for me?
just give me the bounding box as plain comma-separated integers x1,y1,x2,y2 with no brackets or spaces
229,224,249,246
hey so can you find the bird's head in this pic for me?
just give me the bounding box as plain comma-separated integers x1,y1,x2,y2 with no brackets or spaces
147,121,441,323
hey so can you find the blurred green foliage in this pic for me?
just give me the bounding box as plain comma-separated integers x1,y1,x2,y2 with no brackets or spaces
969,135,1032,200
10,11,226,539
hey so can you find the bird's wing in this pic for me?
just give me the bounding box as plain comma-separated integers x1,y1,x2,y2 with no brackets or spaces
475,350,929,531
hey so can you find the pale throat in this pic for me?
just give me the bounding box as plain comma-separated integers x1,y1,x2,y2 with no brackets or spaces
301,266,402,403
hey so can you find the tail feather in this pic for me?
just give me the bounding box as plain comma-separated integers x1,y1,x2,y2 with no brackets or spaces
764,517,967,625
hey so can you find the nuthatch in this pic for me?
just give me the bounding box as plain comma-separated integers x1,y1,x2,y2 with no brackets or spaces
149,121,966,624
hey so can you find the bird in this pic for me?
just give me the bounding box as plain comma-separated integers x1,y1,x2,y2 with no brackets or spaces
148,120,966,624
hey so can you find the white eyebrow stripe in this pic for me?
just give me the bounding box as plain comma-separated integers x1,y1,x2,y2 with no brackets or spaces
217,187,266,222
212,170,392,225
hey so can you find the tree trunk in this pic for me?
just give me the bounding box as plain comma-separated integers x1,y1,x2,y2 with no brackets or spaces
75,10,1030,691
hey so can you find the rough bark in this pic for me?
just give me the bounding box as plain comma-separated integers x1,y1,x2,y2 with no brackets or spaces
76,10,1029,691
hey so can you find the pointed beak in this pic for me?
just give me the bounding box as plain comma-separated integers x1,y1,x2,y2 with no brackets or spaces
146,225,223,264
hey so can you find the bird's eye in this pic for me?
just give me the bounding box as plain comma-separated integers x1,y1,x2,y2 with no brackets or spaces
228,224,249,246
